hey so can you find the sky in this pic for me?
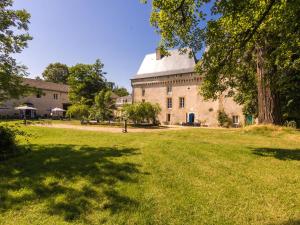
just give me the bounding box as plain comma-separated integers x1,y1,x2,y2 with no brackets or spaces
12,0,161,90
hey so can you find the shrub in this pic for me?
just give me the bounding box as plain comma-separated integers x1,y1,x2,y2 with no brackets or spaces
66,104,90,120
284,120,297,129
217,110,232,128
0,123,28,161
122,102,161,125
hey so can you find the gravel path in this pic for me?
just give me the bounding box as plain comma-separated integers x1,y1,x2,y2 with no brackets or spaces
34,123,188,133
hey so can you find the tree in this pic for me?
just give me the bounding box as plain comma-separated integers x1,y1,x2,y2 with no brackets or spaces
66,103,90,120
0,0,32,103
146,0,300,125
113,86,129,97
122,102,161,125
68,59,107,106
42,63,69,84
89,90,116,121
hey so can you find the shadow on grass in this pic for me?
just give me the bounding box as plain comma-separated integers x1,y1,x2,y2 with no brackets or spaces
0,144,144,222
268,219,300,225
252,148,300,161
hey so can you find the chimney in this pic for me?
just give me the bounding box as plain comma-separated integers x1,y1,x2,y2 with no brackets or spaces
156,48,163,60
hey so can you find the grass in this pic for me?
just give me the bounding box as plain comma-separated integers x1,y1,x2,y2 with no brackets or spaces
0,124,299,225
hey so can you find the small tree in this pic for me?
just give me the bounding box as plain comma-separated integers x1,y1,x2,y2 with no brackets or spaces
90,90,116,122
217,110,232,128
66,103,90,120
122,102,161,125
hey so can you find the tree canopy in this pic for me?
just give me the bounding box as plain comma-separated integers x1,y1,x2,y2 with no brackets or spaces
122,102,161,125
0,0,32,102
42,63,69,84
113,86,129,97
146,0,300,125
89,90,116,121
68,59,107,106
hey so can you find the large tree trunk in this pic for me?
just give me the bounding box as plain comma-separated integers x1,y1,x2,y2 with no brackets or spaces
256,46,282,125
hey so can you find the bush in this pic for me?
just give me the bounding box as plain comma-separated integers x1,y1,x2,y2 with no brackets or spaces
217,110,232,128
0,124,28,161
66,104,90,120
284,120,297,129
122,102,161,125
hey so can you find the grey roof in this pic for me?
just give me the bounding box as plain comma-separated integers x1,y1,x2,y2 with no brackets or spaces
132,49,197,79
23,78,69,92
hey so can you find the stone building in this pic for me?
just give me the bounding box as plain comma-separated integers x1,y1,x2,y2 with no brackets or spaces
115,95,132,108
131,49,245,127
0,78,70,118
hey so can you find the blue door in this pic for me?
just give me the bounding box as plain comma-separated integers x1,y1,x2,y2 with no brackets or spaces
189,113,195,123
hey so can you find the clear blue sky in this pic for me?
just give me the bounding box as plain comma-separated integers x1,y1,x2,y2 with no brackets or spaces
12,0,161,91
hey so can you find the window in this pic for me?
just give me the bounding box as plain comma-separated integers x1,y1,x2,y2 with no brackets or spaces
142,88,145,96
167,114,171,122
167,98,172,109
36,89,42,98
167,86,172,94
232,115,239,124
179,97,185,108
53,93,58,100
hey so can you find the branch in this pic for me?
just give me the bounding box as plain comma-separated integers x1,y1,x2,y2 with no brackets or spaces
173,0,187,25
241,0,277,47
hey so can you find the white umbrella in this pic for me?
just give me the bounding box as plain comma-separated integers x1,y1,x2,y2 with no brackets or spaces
15,106,37,110
15,105,37,125
51,107,66,112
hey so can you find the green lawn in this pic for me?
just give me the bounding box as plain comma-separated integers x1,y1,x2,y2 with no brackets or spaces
0,125,299,225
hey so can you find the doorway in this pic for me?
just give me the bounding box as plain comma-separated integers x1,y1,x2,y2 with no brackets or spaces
188,113,195,123
167,114,171,123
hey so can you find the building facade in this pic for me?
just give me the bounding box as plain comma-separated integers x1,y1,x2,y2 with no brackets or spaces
131,49,245,127
0,78,70,118
115,95,132,108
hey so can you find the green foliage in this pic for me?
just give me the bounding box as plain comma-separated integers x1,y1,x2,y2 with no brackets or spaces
42,63,69,84
0,123,29,161
217,110,232,128
89,90,116,121
122,102,161,125
68,59,107,106
113,86,129,97
0,0,33,103
66,104,90,120
147,0,300,124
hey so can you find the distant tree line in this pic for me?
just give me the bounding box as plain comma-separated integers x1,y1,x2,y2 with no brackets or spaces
41,61,129,98
39,59,130,122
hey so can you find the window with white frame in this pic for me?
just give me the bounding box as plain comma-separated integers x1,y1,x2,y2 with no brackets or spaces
179,97,185,108
53,93,58,100
232,115,239,124
167,98,172,109
167,85,172,94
